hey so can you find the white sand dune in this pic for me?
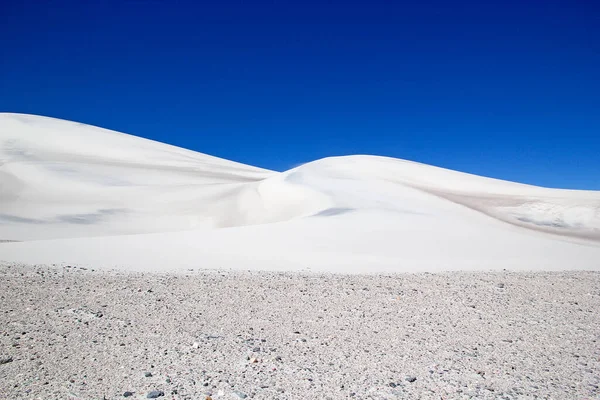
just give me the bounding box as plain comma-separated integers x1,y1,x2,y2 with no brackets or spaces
1,113,599,272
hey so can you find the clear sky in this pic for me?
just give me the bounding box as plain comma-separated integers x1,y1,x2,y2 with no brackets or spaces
1,0,599,189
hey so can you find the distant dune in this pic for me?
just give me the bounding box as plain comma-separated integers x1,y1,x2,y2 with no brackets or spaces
1,113,599,272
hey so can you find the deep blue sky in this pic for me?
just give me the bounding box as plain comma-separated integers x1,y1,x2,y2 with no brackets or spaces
1,0,599,189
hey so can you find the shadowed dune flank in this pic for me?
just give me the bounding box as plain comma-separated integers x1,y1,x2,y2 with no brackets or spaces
1,113,599,272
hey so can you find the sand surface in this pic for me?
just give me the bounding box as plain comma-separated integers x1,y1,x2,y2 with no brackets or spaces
2,113,600,273
1,262,599,399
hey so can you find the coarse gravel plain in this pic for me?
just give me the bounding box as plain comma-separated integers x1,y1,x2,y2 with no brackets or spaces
1,262,599,400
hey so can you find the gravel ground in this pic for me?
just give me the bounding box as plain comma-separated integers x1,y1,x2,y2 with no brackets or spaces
1,262,599,400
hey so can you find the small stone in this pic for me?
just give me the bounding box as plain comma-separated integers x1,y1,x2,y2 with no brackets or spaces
405,376,417,383
145,372,153,377
0,357,13,365
389,382,397,388
233,391,248,399
249,357,259,363
497,283,505,288
252,347,260,352
146,390,164,398
192,342,200,349
123,392,134,398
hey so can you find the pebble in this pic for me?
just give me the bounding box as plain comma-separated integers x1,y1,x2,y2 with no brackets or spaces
0,357,13,365
123,392,134,397
233,390,248,399
405,376,417,383
145,372,153,377
146,390,164,398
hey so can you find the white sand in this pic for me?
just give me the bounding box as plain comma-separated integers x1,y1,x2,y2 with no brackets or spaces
1,113,599,273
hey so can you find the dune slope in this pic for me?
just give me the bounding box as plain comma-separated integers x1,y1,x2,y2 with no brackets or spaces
1,113,599,272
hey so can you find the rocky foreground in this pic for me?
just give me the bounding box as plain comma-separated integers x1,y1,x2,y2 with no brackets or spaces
0,262,599,400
